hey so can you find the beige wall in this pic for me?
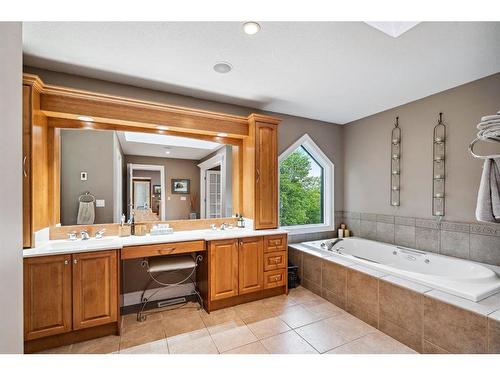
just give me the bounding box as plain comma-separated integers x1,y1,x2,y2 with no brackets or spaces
343,73,500,223
0,22,23,353
125,155,200,220
24,67,345,212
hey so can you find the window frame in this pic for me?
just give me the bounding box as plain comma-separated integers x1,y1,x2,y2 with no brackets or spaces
278,134,335,235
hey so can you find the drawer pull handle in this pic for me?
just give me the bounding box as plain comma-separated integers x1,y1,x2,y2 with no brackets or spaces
23,155,27,178
64,260,69,265
73,259,78,264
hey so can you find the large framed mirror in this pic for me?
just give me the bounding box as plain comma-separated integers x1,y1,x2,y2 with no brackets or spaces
59,128,240,225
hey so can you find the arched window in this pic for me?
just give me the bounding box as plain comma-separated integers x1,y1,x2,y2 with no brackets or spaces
279,134,334,234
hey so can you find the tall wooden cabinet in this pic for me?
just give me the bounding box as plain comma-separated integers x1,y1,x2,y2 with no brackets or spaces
22,76,60,248
254,123,279,229
244,115,280,230
24,250,119,341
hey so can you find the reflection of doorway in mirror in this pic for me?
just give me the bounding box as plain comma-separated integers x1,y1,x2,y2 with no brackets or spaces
127,163,166,221
132,178,151,209
206,170,221,218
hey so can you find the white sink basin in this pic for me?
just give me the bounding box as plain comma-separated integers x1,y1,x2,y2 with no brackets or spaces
83,238,120,249
41,237,120,252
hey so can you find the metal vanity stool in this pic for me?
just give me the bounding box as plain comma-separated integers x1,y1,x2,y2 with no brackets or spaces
137,254,203,322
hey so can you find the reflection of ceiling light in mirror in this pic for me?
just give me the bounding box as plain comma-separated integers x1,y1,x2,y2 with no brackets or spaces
364,22,420,38
77,116,94,122
158,125,169,130
124,132,220,150
217,133,228,137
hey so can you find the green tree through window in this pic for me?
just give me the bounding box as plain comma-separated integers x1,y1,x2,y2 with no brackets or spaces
279,146,324,226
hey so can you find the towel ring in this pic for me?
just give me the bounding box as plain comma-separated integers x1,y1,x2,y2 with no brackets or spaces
469,137,500,159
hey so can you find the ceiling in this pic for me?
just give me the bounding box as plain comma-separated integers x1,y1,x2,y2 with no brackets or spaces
23,22,500,124
116,131,223,160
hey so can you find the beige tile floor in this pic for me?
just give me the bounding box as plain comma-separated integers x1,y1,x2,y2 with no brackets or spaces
38,286,416,354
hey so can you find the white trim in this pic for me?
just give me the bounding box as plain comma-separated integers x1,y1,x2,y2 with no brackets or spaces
278,134,335,235
198,153,226,219
128,163,166,221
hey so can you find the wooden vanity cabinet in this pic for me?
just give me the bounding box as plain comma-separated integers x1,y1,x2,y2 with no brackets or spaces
208,234,285,309
238,236,264,295
24,254,72,340
24,250,119,341
72,251,118,330
210,239,239,301
210,237,263,301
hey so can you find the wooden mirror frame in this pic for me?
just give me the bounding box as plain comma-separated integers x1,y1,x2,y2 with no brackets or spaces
23,74,281,243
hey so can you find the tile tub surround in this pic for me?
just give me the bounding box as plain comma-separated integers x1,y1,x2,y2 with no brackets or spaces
288,245,500,353
35,287,414,354
339,211,500,266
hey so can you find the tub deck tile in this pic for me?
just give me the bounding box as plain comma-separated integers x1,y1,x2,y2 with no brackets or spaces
424,289,500,316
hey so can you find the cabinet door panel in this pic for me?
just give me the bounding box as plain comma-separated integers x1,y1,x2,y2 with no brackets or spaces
238,237,264,295
73,250,118,330
255,123,278,229
24,255,72,340
210,239,239,301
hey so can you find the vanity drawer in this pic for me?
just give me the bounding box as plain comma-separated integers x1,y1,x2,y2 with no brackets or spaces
263,269,287,289
264,251,287,271
264,234,287,253
121,240,206,260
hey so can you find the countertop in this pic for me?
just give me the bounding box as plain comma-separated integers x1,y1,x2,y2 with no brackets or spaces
23,228,288,258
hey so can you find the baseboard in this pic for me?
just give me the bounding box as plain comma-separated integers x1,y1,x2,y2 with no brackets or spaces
121,284,194,307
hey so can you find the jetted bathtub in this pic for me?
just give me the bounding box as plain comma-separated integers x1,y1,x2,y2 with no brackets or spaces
299,237,500,302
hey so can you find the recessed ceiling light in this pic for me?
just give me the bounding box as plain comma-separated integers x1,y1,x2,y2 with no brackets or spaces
217,133,228,137
243,22,261,35
213,62,232,74
77,116,94,122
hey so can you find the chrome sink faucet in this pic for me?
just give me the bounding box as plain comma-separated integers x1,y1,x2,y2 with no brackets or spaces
80,230,90,240
95,228,106,239
220,223,228,230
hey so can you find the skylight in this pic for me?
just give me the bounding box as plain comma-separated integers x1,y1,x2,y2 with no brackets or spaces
124,132,221,150
365,22,420,38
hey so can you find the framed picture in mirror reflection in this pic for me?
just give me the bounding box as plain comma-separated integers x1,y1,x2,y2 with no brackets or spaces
171,179,190,194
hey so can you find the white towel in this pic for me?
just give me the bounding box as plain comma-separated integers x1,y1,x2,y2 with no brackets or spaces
476,158,500,223
477,113,500,141
77,201,95,225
